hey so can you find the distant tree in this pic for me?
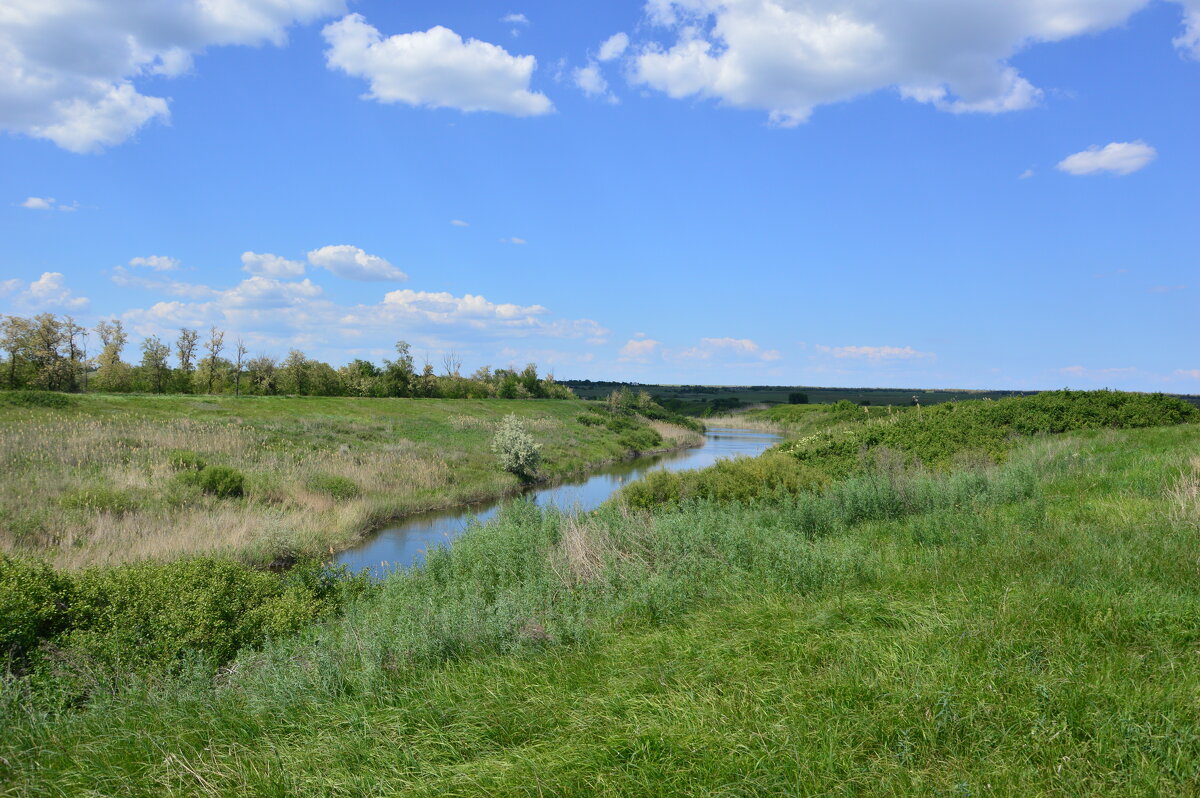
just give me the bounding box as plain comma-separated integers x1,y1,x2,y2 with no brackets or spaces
339,359,381,397
201,326,226,394
233,337,248,397
381,341,415,397
281,349,310,395
1,315,31,389
139,335,172,393
788,392,809,405
93,319,132,392
246,354,278,395
176,328,199,392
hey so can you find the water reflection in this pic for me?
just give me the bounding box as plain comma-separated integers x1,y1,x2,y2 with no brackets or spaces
335,427,779,578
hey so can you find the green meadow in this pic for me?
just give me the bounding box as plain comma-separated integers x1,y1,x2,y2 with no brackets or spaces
2,390,1198,795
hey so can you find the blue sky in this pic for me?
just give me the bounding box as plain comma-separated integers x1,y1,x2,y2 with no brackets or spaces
1,0,1196,391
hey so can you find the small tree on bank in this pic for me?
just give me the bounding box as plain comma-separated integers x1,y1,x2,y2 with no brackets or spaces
491,414,541,482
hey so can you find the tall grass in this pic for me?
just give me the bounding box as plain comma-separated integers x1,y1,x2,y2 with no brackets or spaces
3,425,1199,794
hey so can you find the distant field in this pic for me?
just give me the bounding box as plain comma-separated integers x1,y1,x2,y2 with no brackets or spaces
0,393,697,568
562,380,1200,415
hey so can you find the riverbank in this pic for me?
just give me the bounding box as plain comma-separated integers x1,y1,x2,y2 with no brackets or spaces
0,393,697,568
4,392,1199,794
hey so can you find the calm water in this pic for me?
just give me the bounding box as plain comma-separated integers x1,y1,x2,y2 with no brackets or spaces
335,426,780,578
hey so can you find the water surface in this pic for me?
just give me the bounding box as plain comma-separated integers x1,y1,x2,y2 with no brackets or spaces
335,426,779,578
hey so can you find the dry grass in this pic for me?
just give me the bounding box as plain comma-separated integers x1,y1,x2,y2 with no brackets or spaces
649,420,705,449
701,414,791,433
1168,455,1200,526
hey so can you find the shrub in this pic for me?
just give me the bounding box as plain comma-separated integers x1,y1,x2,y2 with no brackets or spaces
0,390,74,409
617,426,663,453
167,449,207,471
307,473,360,500
492,415,542,481
577,413,603,427
59,488,137,515
0,556,71,663
621,452,829,510
197,466,245,498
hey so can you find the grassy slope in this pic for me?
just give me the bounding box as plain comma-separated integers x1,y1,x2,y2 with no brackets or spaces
0,394,698,568
4,424,1198,795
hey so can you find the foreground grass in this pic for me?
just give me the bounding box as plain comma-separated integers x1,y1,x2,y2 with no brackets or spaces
0,394,699,567
4,424,1198,795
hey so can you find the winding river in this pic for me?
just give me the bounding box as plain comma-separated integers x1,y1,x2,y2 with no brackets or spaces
335,426,780,578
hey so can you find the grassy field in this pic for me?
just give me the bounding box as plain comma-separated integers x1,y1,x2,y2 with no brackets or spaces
0,393,700,568
3,392,1198,795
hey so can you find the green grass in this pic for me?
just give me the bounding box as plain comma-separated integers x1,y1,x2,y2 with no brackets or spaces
0,393,696,567
4,422,1198,795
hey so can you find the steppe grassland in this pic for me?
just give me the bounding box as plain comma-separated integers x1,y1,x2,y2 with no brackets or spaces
0,394,695,567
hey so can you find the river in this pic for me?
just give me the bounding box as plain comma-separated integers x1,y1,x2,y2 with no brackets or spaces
335,426,780,578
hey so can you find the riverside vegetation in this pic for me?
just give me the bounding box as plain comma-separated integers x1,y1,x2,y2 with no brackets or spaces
2,390,1199,794
0,389,700,568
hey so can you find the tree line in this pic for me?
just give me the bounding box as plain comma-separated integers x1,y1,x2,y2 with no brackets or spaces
0,313,574,399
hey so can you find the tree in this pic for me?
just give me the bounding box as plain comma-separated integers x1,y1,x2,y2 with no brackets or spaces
233,337,248,397
93,319,131,392
381,340,415,397
201,326,226,394
139,335,172,393
491,414,541,482
26,314,70,391
176,328,199,392
246,354,278,395
281,349,310,395
1,315,30,389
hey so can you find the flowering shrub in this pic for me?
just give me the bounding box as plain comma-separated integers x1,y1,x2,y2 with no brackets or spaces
492,414,541,482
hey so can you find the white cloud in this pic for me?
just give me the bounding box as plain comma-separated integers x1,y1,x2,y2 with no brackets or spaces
14,272,88,310
573,64,610,97
111,267,221,299
20,197,53,210
0,278,22,297
0,0,346,152
1060,365,1137,378
671,336,781,363
502,14,530,25
1056,141,1157,176
322,14,553,116
1175,369,1200,380
1019,169,1035,180
630,1,1198,125
814,344,934,361
450,219,470,227
1175,0,1200,57
620,338,661,362
129,255,181,271
501,237,528,245
307,245,407,281
241,251,306,278
598,33,631,62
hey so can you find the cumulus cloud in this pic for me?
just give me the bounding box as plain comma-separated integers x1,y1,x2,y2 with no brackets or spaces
628,0,1198,125
129,255,181,271
619,338,661,362
598,33,631,62
322,14,553,116
13,272,88,310
307,245,407,281
0,0,345,152
20,197,53,210
241,251,306,278
814,344,933,361
573,64,610,97
1,278,22,297
501,13,530,25
111,267,221,299
1056,141,1158,176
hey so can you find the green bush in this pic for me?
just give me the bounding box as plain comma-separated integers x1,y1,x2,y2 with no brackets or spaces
0,556,71,662
784,390,1199,476
307,473,360,500
577,413,603,427
621,452,830,510
617,426,663,453
196,466,245,498
167,450,207,471
59,488,137,515
0,390,74,408
492,415,542,481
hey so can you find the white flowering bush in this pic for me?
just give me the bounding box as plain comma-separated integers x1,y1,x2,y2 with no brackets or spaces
491,414,541,481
